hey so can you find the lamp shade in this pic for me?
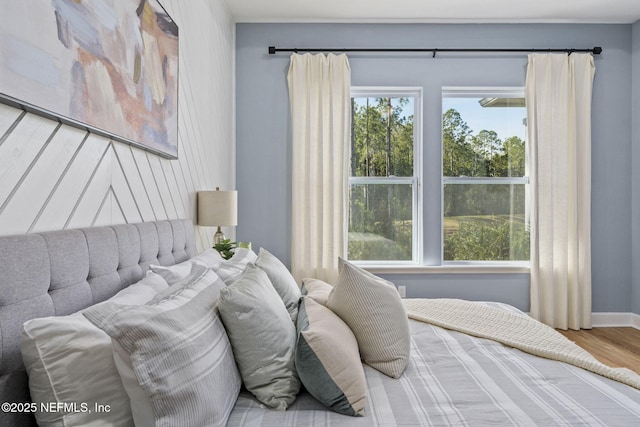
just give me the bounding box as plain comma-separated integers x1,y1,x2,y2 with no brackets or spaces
197,190,237,227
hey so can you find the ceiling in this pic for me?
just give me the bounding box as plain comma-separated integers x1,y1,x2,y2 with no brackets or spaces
225,0,640,24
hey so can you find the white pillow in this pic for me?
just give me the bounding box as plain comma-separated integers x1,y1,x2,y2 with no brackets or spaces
150,248,223,284
193,247,225,266
218,264,300,410
21,271,169,427
326,258,411,379
212,247,258,284
255,248,301,322
84,265,239,427
108,272,170,304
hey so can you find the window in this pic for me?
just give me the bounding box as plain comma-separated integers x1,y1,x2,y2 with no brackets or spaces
347,88,421,263
442,88,529,263
347,87,528,267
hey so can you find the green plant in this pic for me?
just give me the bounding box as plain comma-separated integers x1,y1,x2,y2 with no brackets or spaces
213,239,237,260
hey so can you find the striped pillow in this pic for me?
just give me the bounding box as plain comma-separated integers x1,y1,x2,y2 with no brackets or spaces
83,266,240,427
296,296,366,416
326,258,411,379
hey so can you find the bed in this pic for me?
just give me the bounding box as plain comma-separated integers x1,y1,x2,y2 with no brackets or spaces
0,220,639,427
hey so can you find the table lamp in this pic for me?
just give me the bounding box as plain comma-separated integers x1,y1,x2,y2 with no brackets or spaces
197,188,238,246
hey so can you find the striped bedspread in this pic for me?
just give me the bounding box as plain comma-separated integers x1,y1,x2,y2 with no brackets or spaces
227,302,640,426
404,298,640,390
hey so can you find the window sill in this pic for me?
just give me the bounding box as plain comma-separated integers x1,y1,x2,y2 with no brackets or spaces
360,263,530,275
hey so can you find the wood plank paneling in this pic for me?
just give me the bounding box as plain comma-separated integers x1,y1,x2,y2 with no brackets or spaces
0,103,23,138
113,144,156,221
0,114,58,205
146,154,176,220
31,134,110,232
0,0,235,252
111,148,144,225
0,126,85,235
130,146,166,220
66,145,115,229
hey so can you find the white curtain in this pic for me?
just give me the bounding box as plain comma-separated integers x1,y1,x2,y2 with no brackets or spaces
526,53,595,330
287,53,351,283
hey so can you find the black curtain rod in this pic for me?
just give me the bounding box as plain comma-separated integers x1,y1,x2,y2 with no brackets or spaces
268,46,602,56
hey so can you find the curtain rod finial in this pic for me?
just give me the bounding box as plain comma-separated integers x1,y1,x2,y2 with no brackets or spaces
593,46,602,55
268,46,276,55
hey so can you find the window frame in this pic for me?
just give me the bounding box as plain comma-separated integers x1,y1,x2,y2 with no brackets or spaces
347,87,423,266
441,86,529,266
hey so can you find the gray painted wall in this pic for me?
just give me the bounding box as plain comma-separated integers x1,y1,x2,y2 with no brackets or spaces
632,20,640,316
236,23,633,312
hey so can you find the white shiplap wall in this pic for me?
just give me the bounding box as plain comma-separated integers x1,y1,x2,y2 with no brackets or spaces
0,0,234,252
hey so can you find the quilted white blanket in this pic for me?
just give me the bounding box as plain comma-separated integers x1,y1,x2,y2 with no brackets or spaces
403,298,640,390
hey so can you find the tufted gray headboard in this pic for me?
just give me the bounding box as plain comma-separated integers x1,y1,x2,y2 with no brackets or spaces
0,220,197,427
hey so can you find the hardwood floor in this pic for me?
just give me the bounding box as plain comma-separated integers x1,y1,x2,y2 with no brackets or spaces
557,327,640,374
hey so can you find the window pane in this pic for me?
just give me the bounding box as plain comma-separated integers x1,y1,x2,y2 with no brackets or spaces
442,97,526,178
348,183,413,261
443,184,529,261
351,97,414,177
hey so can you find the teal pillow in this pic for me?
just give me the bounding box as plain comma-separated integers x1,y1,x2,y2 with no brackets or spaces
296,296,367,416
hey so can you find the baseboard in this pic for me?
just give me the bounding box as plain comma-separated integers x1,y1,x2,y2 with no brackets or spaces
592,312,640,329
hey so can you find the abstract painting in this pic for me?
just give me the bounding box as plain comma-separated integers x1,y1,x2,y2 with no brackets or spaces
0,0,179,158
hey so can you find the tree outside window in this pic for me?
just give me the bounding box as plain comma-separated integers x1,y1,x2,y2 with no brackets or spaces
442,89,529,262
348,88,420,262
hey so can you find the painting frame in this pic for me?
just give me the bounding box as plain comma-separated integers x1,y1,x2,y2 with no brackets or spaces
0,0,179,159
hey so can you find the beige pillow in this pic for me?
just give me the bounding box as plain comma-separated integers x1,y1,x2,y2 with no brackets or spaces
296,296,366,416
301,278,333,306
326,258,410,378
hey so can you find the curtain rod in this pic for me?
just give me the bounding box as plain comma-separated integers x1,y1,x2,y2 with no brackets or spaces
268,46,602,56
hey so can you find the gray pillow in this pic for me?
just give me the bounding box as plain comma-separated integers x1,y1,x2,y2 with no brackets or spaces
296,296,366,416
83,266,240,427
218,263,300,410
255,248,301,322
327,258,411,379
